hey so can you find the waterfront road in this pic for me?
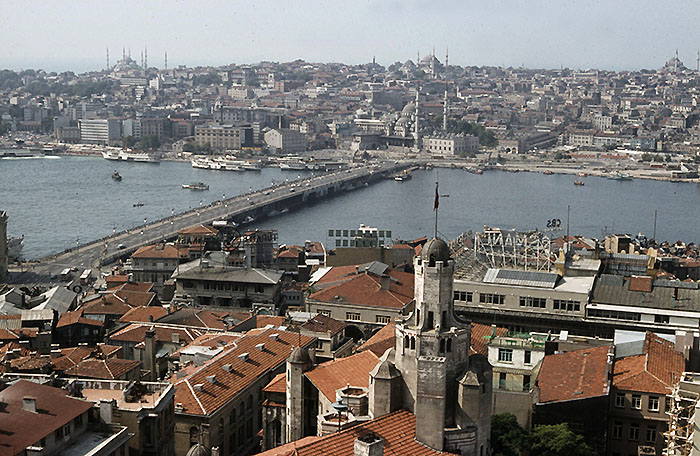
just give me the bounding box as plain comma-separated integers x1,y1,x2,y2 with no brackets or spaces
7,161,407,287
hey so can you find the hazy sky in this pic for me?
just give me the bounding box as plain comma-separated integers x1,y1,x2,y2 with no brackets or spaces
2,0,699,73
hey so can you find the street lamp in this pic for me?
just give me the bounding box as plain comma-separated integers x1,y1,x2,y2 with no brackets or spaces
331,398,347,433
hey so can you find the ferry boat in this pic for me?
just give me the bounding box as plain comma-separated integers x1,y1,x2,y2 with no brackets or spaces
182,182,209,191
0,149,46,159
394,170,412,182
133,202,144,207
102,150,160,163
574,180,585,186
112,171,122,181
278,156,307,170
241,161,263,171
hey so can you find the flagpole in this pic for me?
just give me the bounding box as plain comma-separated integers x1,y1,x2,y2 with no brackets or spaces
434,179,439,239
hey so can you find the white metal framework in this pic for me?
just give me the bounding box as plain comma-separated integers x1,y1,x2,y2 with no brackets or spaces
472,227,553,272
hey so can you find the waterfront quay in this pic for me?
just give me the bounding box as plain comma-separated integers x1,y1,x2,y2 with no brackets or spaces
9,162,407,285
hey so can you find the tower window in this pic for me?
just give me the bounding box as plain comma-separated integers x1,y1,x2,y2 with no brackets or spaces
404,335,410,348
439,339,446,354
410,337,415,350
427,312,434,330
447,339,452,352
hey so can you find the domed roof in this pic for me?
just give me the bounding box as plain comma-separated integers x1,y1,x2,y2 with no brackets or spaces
421,238,451,263
401,102,416,115
186,444,211,456
288,346,312,364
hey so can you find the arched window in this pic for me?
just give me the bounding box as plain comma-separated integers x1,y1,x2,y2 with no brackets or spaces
410,337,415,350
439,339,446,354
189,426,199,447
447,339,452,353
429,254,436,267
404,335,410,348
272,420,282,446
230,408,236,426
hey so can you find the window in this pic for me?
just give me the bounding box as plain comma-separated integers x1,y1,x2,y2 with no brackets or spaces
479,293,505,305
254,284,264,293
646,425,657,443
346,312,360,321
612,421,623,439
649,396,660,412
615,393,626,408
553,299,581,312
629,423,640,441
655,314,669,324
74,413,83,427
524,350,532,365
318,309,331,317
519,297,547,308
498,348,513,363
427,311,434,329
376,315,391,324
588,309,641,321
632,394,642,410
499,372,507,389
453,291,472,302
523,375,531,392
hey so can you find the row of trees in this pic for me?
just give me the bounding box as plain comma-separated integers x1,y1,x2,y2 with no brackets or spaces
182,142,211,153
431,115,498,148
491,413,592,456
123,135,161,151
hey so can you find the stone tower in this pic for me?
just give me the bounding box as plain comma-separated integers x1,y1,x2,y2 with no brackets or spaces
394,238,471,451
286,345,312,442
368,348,402,418
0,212,7,283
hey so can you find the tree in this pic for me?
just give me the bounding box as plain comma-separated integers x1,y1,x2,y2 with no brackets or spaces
530,424,592,456
491,413,530,456
123,136,137,148
137,135,161,151
182,142,195,152
640,153,653,162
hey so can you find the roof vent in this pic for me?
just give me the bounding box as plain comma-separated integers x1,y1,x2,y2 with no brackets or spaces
206,375,217,384
222,364,233,372
269,334,280,341
238,353,249,362
22,397,37,413
255,343,265,351
193,384,204,392
175,402,184,412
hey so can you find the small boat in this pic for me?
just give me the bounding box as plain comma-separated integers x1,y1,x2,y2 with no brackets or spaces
182,182,209,190
608,172,632,181
574,180,585,186
133,202,144,207
577,172,587,177
543,170,554,175
394,170,412,182
112,171,122,181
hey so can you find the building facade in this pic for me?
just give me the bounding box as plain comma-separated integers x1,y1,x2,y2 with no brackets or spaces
79,118,122,144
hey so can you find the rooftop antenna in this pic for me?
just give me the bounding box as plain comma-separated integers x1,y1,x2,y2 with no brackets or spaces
696,50,699,72
144,47,148,70
106,47,109,71
164,51,168,70
443,47,448,131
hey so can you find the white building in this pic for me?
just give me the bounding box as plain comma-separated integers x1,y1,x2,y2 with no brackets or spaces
79,118,121,145
423,133,479,155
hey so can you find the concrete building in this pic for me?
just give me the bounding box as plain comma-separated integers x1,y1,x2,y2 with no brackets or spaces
194,124,253,151
79,118,122,145
129,243,185,295
264,128,307,154
423,133,479,155
487,331,547,427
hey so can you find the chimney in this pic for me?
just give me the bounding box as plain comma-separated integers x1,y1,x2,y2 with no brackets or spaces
172,333,180,344
206,375,217,384
222,364,233,372
238,353,249,362
194,384,204,392
211,447,220,456
255,343,265,351
99,399,114,423
144,329,157,382
22,397,37,413
380,275,391,290
354,433,384,456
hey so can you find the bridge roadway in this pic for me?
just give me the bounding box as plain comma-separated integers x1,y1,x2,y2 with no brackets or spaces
11,162,408,286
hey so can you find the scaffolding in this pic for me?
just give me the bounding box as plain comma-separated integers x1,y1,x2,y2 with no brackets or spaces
473,227,554,272
665,373,700,456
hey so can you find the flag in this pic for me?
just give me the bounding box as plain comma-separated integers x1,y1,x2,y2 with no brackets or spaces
434,182,439,211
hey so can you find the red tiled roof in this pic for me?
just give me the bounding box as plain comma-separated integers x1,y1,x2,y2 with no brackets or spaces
613,332,685,395
305,351,379,402
119,305,169,323
109,323,204,344
356,321,395,356
310,267,413,309
56,309,104,329
263,372,286,394
64,358,141,380
132,243,185,259
257,315,286,328
537,345,612,403
173,329,315,416
470,324,508,357
254,410,457,456
300,314,346,336
0,381,94,454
